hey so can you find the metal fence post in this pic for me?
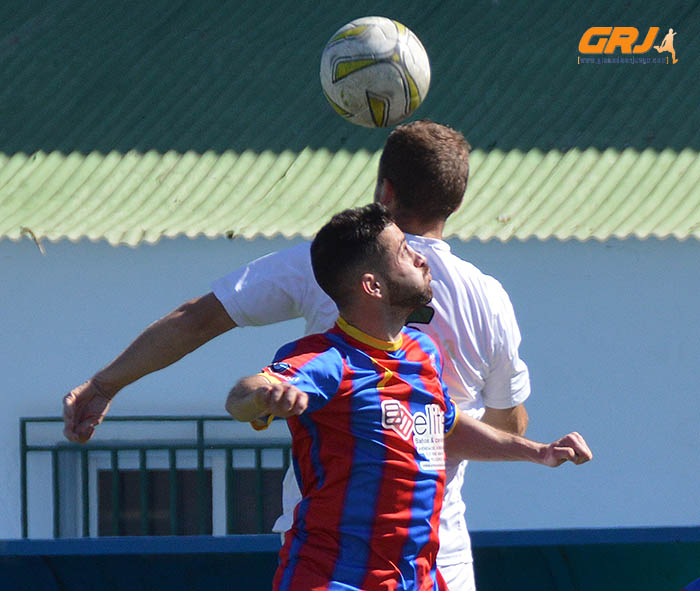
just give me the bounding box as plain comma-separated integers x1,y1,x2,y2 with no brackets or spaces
225,448,234,535
81,449,89,537
196,419,206,535
111,449,120,536
169,448,178,535
19,419,28,538
51,449,60,538
139,448,149,536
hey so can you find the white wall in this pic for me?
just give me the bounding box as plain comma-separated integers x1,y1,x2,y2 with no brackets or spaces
1,235,698,538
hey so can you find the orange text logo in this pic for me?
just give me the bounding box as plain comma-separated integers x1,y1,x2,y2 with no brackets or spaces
578,27,678,64
579,27,658,54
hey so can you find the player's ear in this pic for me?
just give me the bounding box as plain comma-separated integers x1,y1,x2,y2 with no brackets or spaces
375,178,396,207
360,272,383,299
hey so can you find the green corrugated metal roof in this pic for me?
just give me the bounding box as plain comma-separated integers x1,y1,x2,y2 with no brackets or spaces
1,0,698,245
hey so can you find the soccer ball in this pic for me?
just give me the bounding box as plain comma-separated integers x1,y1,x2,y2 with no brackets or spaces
320,16,431,128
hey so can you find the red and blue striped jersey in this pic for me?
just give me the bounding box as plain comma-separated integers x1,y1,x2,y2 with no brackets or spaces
261,317,458,591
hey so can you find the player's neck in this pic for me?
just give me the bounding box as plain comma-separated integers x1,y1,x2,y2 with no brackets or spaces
339,306,407,344
393,215,445,240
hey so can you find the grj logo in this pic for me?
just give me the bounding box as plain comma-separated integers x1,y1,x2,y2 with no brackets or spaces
578,27,678,64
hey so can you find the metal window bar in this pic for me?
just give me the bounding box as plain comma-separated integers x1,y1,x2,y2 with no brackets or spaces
80,448,89,538
19,416,291,539
169,448,178,536
139,448,148,536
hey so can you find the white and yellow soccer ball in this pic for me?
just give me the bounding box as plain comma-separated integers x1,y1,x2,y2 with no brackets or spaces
320,16,431,128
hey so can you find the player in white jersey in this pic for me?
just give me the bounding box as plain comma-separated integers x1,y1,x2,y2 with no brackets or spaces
64,120,529,590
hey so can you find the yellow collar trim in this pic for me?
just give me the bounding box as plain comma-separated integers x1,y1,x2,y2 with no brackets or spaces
336,316,403,351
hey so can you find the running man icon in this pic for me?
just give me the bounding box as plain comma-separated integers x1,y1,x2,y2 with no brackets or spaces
654,28,678,63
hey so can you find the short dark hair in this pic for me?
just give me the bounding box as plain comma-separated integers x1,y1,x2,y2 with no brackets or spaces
310,203,393,308
378,120,471,222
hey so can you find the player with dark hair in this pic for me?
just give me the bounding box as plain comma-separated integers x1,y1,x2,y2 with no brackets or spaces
309,204,397,308
225,203,592,591
65,120,530,590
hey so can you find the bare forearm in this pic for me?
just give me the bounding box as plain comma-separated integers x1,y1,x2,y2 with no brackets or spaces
94,293,235,397
445,412,592,467
63,293,234,444
446,414,543,462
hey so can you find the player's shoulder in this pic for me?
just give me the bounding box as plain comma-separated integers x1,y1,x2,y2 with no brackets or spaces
402,325,441,355
442,249,501,287
436,247,509,300
228,241,312,284
269,331,346,396
407,235,497,286
266,241,312,270
276,331,336,359
410,236,516,320
283,241,312,258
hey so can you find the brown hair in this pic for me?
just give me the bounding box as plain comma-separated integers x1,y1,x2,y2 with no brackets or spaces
378,120,471,222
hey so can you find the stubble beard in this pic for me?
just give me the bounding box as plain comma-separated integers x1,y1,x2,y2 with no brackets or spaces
385,271,433,310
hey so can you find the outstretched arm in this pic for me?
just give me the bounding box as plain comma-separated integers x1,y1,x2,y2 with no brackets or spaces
63,292,236,443
445,410,592,467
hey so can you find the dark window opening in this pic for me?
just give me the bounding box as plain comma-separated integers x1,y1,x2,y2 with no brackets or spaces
98,469,212,536
227,467,284,534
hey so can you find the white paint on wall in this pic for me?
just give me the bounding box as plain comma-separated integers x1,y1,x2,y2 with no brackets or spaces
1,235,698,538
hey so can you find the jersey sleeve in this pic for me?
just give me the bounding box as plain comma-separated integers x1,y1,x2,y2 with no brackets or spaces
210,243,312,327
261,337,344,414
444,401,459,437
482,279,531,409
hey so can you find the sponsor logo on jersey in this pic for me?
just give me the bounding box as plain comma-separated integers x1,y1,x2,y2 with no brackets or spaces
381,400,446,470
381,400,443,440
270,362,292,375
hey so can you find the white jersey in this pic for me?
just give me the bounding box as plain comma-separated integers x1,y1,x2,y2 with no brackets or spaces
211,235,530,567
211,242,336,335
